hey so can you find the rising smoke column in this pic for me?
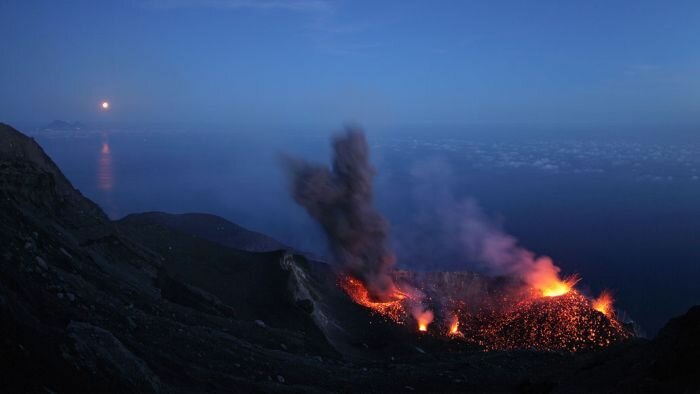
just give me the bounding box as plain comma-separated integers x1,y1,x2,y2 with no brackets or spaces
404,158,570,296
457,199,570,295
284,127,397,301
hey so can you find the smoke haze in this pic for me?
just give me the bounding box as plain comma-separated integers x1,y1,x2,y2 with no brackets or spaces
284,127,397,300
456,199,565,290
400,157,565,290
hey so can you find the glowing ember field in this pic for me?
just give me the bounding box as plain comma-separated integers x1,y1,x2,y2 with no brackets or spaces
339,274,633,352
459,291,632,352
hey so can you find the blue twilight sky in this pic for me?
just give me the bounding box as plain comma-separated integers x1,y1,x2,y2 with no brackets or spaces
1,0,699,128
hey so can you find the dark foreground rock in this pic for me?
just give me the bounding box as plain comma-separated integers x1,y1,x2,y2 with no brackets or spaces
0,122,698,393
119,211,288,253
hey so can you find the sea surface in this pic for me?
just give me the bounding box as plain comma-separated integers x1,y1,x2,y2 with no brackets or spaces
28,123,700,335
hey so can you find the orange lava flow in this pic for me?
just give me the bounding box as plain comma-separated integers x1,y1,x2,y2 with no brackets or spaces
338,275,410,323
592,290,615,317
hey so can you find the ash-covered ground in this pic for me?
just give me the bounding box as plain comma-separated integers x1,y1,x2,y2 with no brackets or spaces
1,123,698,393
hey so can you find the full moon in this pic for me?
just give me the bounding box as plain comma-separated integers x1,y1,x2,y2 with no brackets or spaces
101,101,110,110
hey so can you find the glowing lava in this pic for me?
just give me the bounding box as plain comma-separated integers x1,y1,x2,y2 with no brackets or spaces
416,310,434,332
592,290,615,317
340,275,436,332
339,275,410,323
539,275,580,297
338,271,631,352
459,290,631,352
449,315,460,334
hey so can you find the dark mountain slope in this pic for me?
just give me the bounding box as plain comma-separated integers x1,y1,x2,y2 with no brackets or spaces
0,123,367,392
116,215,336,356
554,305,700,393
116,214,432,361
120,211,286,252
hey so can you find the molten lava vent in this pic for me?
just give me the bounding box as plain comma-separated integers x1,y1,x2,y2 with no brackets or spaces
339,275,409,323
460,290,632,352
338,274,632,353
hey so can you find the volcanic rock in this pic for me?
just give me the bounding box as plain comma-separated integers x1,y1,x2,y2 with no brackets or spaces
460,291,632,352
119,211,287,253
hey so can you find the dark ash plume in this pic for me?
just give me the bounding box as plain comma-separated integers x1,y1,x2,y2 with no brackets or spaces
283,127,396,300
